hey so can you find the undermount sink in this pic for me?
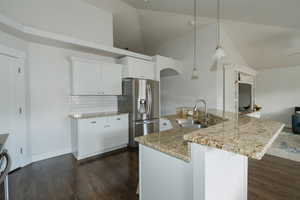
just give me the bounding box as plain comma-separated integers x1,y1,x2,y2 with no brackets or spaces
176,118,207,129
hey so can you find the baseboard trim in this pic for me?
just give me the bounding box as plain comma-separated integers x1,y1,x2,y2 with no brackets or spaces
75,144,128,162
31,148,71,163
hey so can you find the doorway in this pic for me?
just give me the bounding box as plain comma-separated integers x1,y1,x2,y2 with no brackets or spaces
0,48,27,171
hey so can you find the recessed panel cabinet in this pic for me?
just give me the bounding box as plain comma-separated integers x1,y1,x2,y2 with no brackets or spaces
71,57,122,95
71,114,129,160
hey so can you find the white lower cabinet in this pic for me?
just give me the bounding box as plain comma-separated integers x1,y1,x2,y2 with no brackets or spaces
71,114,129,160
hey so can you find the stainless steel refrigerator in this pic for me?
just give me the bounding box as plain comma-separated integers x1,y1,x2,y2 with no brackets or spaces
118,78,160,147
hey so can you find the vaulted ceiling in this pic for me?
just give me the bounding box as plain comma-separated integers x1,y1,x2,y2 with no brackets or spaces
122,0,300,30
88,0,300,69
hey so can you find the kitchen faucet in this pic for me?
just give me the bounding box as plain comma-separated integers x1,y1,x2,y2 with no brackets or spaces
193,99,208,126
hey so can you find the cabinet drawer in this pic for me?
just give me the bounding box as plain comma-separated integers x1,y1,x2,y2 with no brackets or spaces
109,114,128,122
78,118,107,128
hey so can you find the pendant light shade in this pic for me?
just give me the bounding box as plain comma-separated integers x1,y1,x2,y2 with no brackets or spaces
213,0,226,61
214,46,226,60
191,0,199,80
191,67,199,80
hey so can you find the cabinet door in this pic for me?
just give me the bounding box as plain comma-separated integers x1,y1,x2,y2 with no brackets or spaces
101,63,122,95
104,114,129,149
77,117,107,158
72,60,102,95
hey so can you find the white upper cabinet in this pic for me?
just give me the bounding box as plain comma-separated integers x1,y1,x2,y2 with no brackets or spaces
119,56,155,80
102,62,122,95
71,57,122,96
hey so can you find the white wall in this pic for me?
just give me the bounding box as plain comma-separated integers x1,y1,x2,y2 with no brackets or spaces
256,66,300,127
153,25,248,115
84,0,145,53
0,36,119,163
0,30,28,52
27,43,118,162
0,0,113,46
0,0,123,162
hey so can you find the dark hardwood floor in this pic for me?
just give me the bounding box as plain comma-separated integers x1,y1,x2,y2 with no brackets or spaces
6,150,300,200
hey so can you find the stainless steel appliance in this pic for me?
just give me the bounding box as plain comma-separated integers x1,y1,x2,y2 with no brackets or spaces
118,78,159,147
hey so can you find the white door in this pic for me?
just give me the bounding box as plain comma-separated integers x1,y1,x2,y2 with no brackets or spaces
0,54,25,170
101,63,122,95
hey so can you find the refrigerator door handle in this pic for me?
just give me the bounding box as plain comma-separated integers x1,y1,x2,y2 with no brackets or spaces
147,84,152,116
146,84,149,115
149,85,152,116
135,119,158,125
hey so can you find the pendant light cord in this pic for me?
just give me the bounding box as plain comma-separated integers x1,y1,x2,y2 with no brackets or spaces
217,0,220,48
193,0,197,70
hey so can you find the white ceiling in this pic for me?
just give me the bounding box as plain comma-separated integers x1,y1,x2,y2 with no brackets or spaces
224,21,300,68
88,0,300,69
122,0,300,30
135,8,300,69
137,9,213,55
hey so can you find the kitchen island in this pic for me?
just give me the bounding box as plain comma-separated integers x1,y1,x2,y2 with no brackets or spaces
135,109,284,200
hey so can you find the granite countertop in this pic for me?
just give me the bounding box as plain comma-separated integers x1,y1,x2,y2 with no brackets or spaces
135,115,195,161
69,112,128,119
135,109,284,162
0,134,8,151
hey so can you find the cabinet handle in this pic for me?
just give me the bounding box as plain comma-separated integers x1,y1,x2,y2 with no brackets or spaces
104,125,110,128
116,118,121,120
90,121,97,124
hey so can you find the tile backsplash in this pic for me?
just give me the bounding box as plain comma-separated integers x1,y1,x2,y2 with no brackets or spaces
70,96,118,114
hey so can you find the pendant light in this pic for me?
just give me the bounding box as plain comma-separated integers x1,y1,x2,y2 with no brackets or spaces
213,0,226,60
191,0,199,80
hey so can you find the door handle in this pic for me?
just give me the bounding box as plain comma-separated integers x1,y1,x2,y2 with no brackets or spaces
146,84,152,116
90,121,97,124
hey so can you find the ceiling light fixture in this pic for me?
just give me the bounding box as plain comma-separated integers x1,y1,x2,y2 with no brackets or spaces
191,0,199,80
213,0,226,60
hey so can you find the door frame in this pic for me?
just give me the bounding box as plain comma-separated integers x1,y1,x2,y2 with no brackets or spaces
0,44,29,168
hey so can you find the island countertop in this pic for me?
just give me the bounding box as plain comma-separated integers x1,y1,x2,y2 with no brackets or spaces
135,109,284,161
